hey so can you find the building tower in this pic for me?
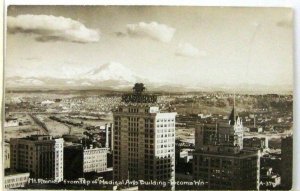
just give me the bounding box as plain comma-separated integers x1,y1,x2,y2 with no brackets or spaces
193,105,260,190
10,135,64,181
113,83,177,190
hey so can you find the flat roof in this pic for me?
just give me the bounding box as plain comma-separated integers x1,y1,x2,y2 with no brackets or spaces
5,171,30,177
194,149,259,158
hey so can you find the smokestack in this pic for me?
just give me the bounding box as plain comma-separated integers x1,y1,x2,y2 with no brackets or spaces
110,123,113,151
105,123,109,148
265,137,269,149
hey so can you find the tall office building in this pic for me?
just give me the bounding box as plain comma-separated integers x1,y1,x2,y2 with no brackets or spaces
193,107,260,190
281,135,292,189
10,135,64,181
113,83,177,190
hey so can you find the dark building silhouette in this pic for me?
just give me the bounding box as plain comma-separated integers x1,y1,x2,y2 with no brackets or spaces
193,107,260,190
281,135,293,190
64,144,108,180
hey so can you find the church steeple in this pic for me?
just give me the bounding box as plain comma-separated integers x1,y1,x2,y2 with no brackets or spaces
229,93,237,125
229,106,237,125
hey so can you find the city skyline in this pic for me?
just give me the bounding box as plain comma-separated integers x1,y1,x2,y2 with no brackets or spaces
6,6,293,91
3,5,294,191
3,82,293,190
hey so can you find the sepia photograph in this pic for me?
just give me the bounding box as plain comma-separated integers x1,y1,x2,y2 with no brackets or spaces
2,4,293,190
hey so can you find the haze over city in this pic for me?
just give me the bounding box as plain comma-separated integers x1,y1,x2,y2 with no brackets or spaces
6,6,293,92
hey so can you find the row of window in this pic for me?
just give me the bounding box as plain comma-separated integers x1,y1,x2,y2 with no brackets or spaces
5,182,27,189
84,163,107,168
156,123,175,128
84,159,106,163
156,133,175,138
5,177,28,183
156,129,175,133
128,108,139,113
115,123,168,129
84,150,107,155
156,138,174,143
156,149,174,154
156,119,175,122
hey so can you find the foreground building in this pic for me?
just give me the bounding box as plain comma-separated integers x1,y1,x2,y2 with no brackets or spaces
64,144,109,179
4,142,10,169
10,135,64,181
281,135,293,189
4,172,30,189
193,107,260,190
113,83,177,190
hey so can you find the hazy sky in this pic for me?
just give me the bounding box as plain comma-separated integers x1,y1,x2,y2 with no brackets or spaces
6,6,293,88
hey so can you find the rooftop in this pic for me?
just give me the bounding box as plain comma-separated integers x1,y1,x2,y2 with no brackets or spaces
17,135,53,141
194,149,259,157
121,83,158,104
5,169,30,177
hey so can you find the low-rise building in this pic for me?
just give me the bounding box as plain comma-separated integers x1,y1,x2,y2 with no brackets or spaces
4,172,30,189
179,149,194,163
249,126,264,133
84,145,108,173
244,137,268,151
4,117,19,127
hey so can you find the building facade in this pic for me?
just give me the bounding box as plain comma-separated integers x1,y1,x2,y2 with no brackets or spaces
4,172,30,189
84,146,108,173
281,135,292,189
64,144,108,180
193,150,260,190
193,107,260,190
113,83,177,190
4,142,10,169
10,135,64,181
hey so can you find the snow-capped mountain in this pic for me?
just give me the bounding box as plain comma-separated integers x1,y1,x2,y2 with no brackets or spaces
83,62,138,83
5,62,145,89
5,62,292,94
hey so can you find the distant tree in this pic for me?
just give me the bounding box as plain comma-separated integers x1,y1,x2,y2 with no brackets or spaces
216,100,226,108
